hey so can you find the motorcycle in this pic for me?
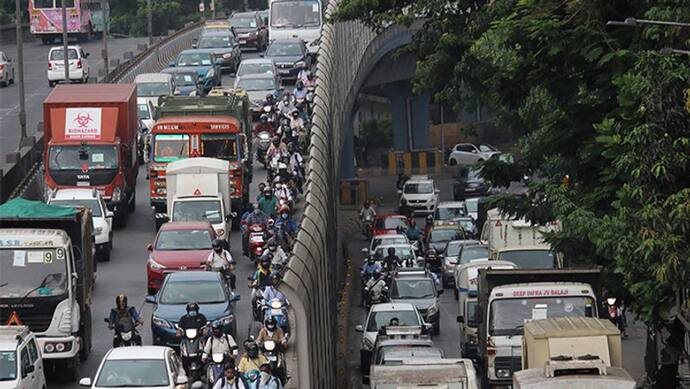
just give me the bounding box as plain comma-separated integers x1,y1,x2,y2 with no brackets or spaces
248,224,267,263
361,213,374,240
363,278,388,309
306,86,315,114
263,298,290,335
104,318,141,348
605,297,626,336
206,352,234,386
261,339,287,385
178,325,207,385
256,131,272,168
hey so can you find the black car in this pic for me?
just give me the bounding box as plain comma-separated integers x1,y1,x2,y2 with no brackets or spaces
230,11,268,51
160,68,203,96
453,167,491,201
263,38,312,81
194,32,242,74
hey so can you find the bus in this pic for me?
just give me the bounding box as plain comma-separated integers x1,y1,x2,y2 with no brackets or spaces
29,0,108,44
268,0,322,54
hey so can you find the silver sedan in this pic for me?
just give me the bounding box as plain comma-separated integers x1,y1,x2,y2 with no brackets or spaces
0,51,15,87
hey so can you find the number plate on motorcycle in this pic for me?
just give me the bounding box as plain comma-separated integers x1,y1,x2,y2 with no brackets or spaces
239,40,247,44
268,355,277,361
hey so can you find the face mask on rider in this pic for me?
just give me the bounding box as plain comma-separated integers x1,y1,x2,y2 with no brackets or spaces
260,372,271,381
281,213,288,220
189,311,197,317
267,324,275,331
254,208,261,215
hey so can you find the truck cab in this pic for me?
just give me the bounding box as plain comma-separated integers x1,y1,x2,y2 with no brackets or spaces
0,326,47,389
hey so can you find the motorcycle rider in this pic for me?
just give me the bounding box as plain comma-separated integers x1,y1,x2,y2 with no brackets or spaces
262,93,275,108
287,144,304,192
303,72,316,88
262,241,288,269
364,271,388,305
297,64,312,84
212,364,247,389
244,205,269,257
266,137,288,161
423,214,434,239
383,247,402,272
202,320,239,363
178,302,208,334
274,206,298,237
406,219,422,241
108,294,143,346
277,94,294,118
262,274,288,307
257,364,282,389
257,317,288,347
361,256,382,279
238,341,269,375
206,239,237,290
289,109,305,132
258,188,279,218
293,80,308,100
254,114,274,136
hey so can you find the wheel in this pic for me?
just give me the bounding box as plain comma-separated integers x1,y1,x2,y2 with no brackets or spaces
454,287,459,300
449,158,457,166
114,210,127,228
433,321,440,335
0,80,5,87
48,80,55,88
63,355,79,381
128,191,136,212
9,70,14,84
79,306,92,361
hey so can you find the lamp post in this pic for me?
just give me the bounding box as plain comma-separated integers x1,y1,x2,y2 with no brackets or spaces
62,0,69,82
15,0,26,145
102,0,109,77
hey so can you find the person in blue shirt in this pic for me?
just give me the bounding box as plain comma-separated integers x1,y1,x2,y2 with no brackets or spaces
406,219,422,241
361,256,382,278
274,206,298,236
108,294,143,346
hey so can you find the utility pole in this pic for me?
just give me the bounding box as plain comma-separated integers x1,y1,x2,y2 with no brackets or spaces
101,0,109,77
15,0,26,145
61,0,69,82
211,0,215,20
147,0,153,45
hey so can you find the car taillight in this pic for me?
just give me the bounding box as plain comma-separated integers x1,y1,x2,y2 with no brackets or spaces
76,59,82,69
0,64,4,70
149,170,157,178
48,62,52,70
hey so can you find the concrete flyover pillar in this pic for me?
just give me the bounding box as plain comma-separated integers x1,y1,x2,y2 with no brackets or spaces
383,81,431,151
339,110,356,179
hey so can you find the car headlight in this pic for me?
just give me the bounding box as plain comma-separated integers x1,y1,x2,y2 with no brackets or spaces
427,303,439,317
206,68,215,78
222,53,233,59
496,368,511,378
219,314,235,325
148,256,166,270
112,187,122,202
152,315,172,329
294,61,305,68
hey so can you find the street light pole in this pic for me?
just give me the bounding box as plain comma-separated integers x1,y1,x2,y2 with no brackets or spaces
101,0,109,77
147,0,153,45
211,0,215,20
61,0,69,82
15,0,26,145
607,17,690,29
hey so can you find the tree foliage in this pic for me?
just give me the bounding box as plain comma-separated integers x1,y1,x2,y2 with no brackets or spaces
334,0,690,327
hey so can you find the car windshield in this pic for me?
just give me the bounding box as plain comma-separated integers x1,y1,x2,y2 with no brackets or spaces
201,134,239,160
445,242,463,257
172,200,223,224
155,229,213,250
479,144,497,152
153,134,188,162
49,48,77,60
230,17,257,28
430,229,462,243
172,73,196,86
0,249,68,298
159,280,226,304
137,82,170,97
374,247,414,261
465,199,478,213
0,351,16,381
266,42,303,56
138,104,151,120
49,199,102,217
48,145,118,171
199,36,233,48
391,279,436,299
404,183,433,194
436,206,465,220
467,168,483,181
490,296,593,336
499,250,555,269
238,63,275,77
177,53,213,66
457,219,475,232
375,217,408,230
371,236,407,251
366,310,419,332
95,359,169,387
237,78,276,91
460,246,489,264
270,0,321,28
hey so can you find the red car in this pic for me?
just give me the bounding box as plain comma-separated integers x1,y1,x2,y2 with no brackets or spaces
146,221,216,295
372,214,411,236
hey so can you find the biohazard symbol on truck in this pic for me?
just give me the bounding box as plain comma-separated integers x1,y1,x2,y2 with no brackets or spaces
6,311,22,326
74,113,94,128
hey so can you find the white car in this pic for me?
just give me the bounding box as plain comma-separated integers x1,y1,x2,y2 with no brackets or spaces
398,176,440,215
448,143,501,166
363,233,410,255
464,197,480,221
80,346,188,389
0,326,46,389
47,45,90,87
134,73,175,109
48,189,113,262
433,201,468,224
236,57,280,85
138,100,156,131
0,51,15,87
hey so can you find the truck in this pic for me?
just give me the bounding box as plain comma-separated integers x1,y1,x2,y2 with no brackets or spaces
515,317,633,388
158,157,233,243
477,268,601,388
454,259,516,360
369,358,478,389
0,198,95,381
43,84,139,228
149,94,252,216
481,208,562,268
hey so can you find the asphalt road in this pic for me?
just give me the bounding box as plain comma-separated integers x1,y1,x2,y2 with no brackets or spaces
47,51,270,386
0,35,148,171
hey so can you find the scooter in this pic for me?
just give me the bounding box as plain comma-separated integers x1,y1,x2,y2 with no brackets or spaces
306,86,315,114
605,297,627,337
248,224,267,263
364,278,388,309
104,318,141,348
263,298,290,335
256,131,272,168
206,352,235,386
361,213,374,240
178,326,207,385
262,339,288,385
251,285,267,322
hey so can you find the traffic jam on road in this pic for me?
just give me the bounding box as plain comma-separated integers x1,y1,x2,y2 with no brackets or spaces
0,3,319,387
354,159,636,387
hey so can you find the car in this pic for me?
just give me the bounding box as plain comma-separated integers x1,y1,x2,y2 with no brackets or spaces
134,73,175,109
371,243,417,266
194,31,242,74
453,167,493,201
145,221,216,295
79,346,188,388
0,326,46,389
48,188,114,262
464,197,480,221
147,271,240,347
441,239,481,287
234,73,281,116
137,100,156,131
389,274,442,335
168,49,222,94
447,143,501,166
0,51,15,87
399,176,440,215
457,244,489,266
426,224,465,253
455,216,478,239
366,327,441,383
230,11,268,51
355,302,428,374
433,201,467,224
236,57,279,82
363,233,410,255
263,38,312,81
161,68,203,96
372,214,410,236
47,45,90,87
203,20,232,35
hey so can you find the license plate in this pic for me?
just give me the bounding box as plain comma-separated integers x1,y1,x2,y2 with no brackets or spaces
279,70,290,74
77,181,90,187
268,355,277,361
239,40,247,44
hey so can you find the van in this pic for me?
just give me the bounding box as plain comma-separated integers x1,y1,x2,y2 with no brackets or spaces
47,45,90,87
0,326,47,389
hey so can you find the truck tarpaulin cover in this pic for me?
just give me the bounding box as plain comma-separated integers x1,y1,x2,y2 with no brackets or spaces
50,107,119,142
0,198,77,219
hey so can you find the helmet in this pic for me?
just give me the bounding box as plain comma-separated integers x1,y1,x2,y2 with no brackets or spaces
268,241,277,250
260,114,268,123
296,80,304,89
291,110,300,117
264,317,277,330
426,214,433,223
186,302,199,314
426,248,437,256
278,205,290,215
246,342,259,358
367,256,375,264
211,320,223,336
387,247,396,255
265,94,274,101
272,136,280,144
409,219,416,227
115,294,127,308
260,257,271,266
307,73,314,80
264,188,272,195
295,103,304,111
212,239,224,250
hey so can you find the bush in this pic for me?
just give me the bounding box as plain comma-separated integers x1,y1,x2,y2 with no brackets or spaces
359,119,392,149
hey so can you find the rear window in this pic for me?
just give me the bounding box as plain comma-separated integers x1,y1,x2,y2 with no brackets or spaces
50,48,78,60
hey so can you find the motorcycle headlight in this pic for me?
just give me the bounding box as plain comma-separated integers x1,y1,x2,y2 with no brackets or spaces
112,187,122,202
271,300,282,309
185,328,198,339
496,368,511,378
121,331,132,341
264,340,276,351
152,316,172,329
206,68,215,78
148,256,167,270
219,314,234,325
259,133,271,140
212,353,224,363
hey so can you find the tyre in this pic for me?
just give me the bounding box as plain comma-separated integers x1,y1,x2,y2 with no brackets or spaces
128,191,136,212
114,211,127,228
79,306,92,361
449,158,457,166
0,80,5,87
48,80,55,88
454,287,459,300
99,245,111,262
63,355,79,381
433,321,440,335
10,70,14,84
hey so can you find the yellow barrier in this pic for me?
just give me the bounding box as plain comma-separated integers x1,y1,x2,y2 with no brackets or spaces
387,149,443,175
339,179,369,206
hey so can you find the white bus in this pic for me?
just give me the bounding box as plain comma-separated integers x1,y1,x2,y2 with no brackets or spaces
268,0,322,54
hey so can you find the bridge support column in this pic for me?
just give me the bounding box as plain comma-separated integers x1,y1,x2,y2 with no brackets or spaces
339,110,356,179
384,81,431,151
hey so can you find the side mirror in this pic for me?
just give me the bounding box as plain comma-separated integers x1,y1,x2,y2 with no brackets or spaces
423,323,433,333
456,315,464,323
145,295,157,304
435,189,441,194
169,62,176,67
225,215,232,222
106,211,114,218
25,364,35,374
79,377,92,387
231,294,241,302
259,53,264,58
84,53,90,58
397,190,402,195
355,324,364,333
192,43,198,49
147,243,153,251
361,248,369,253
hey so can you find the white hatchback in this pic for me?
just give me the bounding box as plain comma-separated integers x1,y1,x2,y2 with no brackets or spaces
399,176,440,215
47,45,90,87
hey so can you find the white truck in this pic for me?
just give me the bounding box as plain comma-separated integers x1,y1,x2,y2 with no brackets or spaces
454,260,516,360
369,358,478,389
481,208,562,268
477,268,601,388
159,157,233,242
